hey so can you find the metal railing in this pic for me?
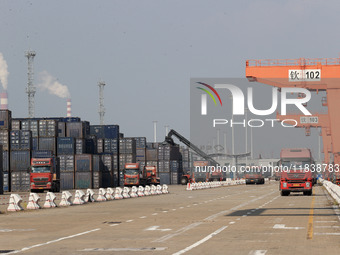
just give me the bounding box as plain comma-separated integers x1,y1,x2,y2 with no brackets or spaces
246,58,340,67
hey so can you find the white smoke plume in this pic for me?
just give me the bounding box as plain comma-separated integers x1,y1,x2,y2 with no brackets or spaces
37,71,71,98
0,53,9,90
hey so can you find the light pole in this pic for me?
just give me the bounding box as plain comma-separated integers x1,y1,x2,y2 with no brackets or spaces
153,121,157,143
250,123,253,159
245,107,248,165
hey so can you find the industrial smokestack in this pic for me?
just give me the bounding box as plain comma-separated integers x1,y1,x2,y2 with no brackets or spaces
0,53,9,91
0,92,8,110
67,98,72,117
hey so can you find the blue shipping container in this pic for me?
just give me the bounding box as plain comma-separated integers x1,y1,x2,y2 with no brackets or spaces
57,137,75,155
32,150,53,158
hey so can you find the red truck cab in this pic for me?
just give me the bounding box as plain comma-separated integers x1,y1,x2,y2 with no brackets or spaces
30,158,60,192
279,148,313,196
124,163,140,186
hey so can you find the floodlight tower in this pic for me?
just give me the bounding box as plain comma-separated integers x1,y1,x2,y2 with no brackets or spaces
98,81,106,125
25,50,36,118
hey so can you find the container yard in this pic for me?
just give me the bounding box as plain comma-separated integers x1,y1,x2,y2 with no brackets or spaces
1,1,340,255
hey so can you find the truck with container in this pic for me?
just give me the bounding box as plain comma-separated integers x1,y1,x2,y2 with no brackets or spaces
245,166,265,185
123,163,160,186
192,161,209,182
278,148,314,196
30,157,60,192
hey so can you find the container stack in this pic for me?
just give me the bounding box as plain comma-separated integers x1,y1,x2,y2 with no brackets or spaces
119,138,136,186
180,147,192,176
58,137,76,190
90,125,119,187
135,137,147,172
10,125,32,192
74,154,92,189
0,110,11,192
157,144,181,185
146,143,158,176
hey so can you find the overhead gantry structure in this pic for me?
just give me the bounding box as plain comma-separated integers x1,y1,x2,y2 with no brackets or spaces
246,58,340,183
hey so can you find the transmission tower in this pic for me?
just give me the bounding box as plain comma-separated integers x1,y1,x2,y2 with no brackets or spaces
98,81,106,125
25,50,36,118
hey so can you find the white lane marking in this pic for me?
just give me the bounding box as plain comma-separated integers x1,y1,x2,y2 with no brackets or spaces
145,226,172,232
7,228,101,254
109,224,119,227
0,229,35,232
249,250,267,255
315,221,338,223
229,222,235,224
172,209,176,211
172,226,228,255
153,222,203,243
152,213,158,216
179,207,184,209
236,218,241,221
162,211,168,213
314,232,340,236
126,220,134,223
273,224,305,230
81,247,167,251
140,216,147,219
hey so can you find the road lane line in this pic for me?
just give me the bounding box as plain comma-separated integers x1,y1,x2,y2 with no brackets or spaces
7,228,101,254
153,222,203,243
172,226,228,255
314,232,340,236
307,190,315,240
126,220,134,222
249,250,267,255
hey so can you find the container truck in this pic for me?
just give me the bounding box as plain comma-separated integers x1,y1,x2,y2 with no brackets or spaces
278,148,313,196
245,167,265,184
123,163,160,186
30,157,60,192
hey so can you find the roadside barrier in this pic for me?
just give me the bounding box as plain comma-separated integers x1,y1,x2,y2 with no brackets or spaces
137,186,145,197
320,178,340,204
44,192,57,208
84,189,95,202
27,193,41,210
114,187,123,199
130,186,139,197
156,185,162,195
123,187,130,198
7,194,23,212
150,185,157,195
186,179,246,191
4,185,171,213
96,188,107,202
59,191,73,206
106,188,115,200
144,185,151,196
162,184,169,194
73,190,86,205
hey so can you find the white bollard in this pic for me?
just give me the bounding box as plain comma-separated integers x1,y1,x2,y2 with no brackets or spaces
186,182,192,191
59,191,73,206
137,186,145,197
130,186,138,198
151,185,158,195
162,184,169,194
106,188,115,200
156,185,162,195
84,189,95,202
97,188,107,202
114,187,123,200
44,192,57,208
7,194,23,212
144,185,151,196
123,187,130,199
27,193,41,210
73,190,86,205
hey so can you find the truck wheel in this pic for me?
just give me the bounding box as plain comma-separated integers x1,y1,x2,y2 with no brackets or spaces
180,177,188,185
281,191,289,196
304,190,312,196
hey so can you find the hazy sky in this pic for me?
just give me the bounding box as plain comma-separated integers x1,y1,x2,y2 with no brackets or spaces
0,0,339,158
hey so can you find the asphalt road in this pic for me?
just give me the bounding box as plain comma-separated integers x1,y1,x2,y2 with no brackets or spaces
0,182,340,255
